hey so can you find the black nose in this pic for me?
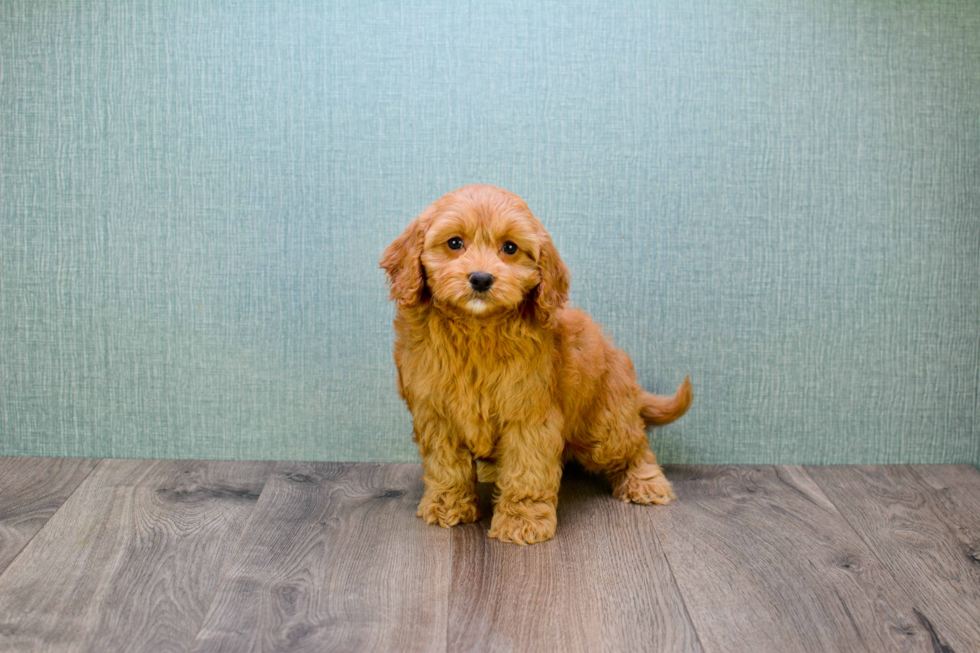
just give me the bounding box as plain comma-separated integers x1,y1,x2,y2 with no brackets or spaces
469,272,494,292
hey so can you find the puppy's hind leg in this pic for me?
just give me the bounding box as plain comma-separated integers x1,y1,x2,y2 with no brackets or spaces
608,376,690,504
608,445,675,505
584,407,676,506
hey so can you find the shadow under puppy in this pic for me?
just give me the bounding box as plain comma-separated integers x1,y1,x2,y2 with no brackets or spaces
381,185,692,545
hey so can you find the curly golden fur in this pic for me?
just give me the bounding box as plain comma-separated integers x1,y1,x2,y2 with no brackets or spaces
381,185,692,545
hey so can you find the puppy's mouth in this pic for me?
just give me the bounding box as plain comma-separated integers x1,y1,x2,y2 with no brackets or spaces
465,295,492,314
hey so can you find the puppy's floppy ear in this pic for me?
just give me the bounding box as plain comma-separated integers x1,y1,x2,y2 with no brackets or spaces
532,231,570,328
380,210,431,309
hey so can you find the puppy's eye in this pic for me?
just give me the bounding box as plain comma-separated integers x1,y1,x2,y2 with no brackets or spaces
447,237,464,250
502,241,518,255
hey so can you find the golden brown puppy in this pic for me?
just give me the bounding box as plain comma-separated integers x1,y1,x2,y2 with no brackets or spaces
381,185,692,545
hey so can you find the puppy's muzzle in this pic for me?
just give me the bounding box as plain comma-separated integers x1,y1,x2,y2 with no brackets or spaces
468,272,494,292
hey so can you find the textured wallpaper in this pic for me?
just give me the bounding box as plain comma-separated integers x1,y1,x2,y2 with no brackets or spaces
1,1,978,465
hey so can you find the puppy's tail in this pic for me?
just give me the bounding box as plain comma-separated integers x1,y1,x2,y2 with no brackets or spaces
640,376,693,427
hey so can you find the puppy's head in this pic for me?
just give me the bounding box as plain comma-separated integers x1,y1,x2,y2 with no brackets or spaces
380,185,569,326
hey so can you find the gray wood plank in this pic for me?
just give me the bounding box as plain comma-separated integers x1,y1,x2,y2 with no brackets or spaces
449,468,703,653
0,459,272,653
189,462,451,653
655,466,931,653
807,464,980,652
0,457,100,574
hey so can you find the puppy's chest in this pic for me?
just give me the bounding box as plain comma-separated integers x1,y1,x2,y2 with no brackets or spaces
422,345,519,413
456,354,534,455
405,333,546,424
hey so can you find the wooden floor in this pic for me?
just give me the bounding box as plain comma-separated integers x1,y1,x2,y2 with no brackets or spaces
0,460,977,652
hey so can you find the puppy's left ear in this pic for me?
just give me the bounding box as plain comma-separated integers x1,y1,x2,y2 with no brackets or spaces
380,209,431,309
533,232,570,328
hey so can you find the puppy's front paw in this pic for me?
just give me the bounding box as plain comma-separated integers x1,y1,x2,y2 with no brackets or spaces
416,492,480,528
612,468,676,505
487,505,557,545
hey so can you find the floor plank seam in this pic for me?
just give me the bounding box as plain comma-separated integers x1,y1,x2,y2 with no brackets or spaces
445,517,453,653
0,457,104,585
801,466,953,651
652,500,707,653
185,460,276,652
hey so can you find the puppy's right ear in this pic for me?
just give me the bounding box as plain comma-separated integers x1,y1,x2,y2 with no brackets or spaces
380,210,430,309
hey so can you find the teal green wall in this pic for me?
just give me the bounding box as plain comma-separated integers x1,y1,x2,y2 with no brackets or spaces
2,1,978,464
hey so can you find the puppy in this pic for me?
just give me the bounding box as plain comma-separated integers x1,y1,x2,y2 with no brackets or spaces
381,185,692,545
